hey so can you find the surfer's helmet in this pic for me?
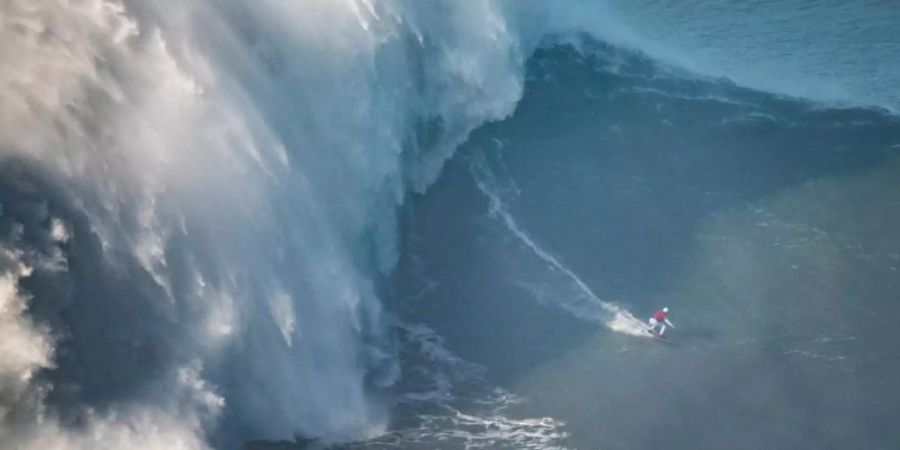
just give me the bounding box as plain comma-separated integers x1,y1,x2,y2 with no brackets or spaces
662,307,669,313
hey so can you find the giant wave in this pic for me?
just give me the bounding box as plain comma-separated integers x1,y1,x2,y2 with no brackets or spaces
2,1,899,449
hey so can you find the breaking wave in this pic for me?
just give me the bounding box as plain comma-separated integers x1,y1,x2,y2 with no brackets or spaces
2,0,896,449
0,0,628,448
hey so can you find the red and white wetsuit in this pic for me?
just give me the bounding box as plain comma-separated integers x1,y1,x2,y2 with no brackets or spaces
648,309,674,335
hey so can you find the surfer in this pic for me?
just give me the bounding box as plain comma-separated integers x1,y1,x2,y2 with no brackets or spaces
647,307,675,336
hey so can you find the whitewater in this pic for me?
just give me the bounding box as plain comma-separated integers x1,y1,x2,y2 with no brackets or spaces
3,1,900,449
0,1,622,448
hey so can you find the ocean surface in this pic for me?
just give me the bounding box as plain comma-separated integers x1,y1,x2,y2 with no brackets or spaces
2,1,900,449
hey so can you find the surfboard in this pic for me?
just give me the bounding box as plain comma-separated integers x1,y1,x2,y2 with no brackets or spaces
646,329,672,342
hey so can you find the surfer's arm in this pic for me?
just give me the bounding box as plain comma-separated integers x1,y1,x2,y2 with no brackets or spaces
665,319,675,329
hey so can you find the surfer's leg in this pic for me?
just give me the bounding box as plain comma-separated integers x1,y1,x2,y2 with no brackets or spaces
658,324,666,336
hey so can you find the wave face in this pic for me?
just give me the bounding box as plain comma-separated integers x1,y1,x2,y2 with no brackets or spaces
393,36,900,449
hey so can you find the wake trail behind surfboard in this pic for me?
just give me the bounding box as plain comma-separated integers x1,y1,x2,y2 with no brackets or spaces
469,151,648,337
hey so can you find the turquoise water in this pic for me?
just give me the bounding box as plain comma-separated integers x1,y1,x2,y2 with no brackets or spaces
605,0,900,110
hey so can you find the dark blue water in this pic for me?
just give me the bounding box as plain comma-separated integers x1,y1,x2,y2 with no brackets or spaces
371,37,900,450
